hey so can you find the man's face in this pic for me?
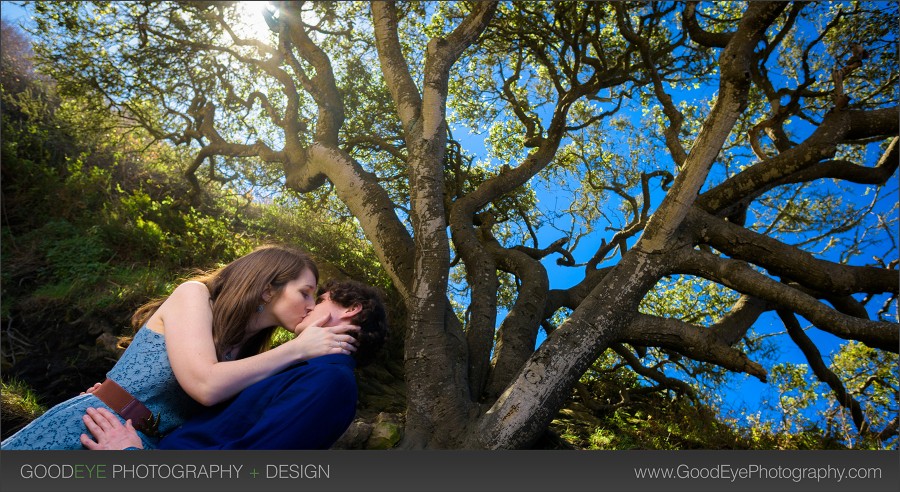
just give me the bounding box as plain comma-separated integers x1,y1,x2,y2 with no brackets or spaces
291,292,353,334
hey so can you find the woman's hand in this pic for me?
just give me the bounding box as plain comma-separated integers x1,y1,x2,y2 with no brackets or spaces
291,314,359,359
80,407,144,450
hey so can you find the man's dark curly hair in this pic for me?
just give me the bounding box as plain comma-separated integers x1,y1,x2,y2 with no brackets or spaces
320,279,388,367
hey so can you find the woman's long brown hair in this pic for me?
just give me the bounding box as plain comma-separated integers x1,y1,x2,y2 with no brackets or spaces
130,244,318,361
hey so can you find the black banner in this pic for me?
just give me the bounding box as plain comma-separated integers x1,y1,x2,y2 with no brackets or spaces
1,450,897,492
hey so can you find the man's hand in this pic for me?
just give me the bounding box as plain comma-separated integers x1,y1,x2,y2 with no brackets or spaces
80,407,144,450
80,382,102,395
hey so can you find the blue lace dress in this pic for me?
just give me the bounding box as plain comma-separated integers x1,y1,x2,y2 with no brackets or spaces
1,327,202,450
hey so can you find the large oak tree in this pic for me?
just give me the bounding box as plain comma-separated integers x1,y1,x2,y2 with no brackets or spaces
28,1,898,448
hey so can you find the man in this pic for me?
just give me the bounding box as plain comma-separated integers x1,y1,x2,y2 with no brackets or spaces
80,280,387,450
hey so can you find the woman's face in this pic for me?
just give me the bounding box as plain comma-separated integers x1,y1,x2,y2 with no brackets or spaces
266,268,317,331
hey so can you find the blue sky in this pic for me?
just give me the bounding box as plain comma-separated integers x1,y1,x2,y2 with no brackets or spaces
1,2,23,23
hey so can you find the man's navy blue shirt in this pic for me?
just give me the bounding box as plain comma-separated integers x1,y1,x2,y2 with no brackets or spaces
158,354,357,449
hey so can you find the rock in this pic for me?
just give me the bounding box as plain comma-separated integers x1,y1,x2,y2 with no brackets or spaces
332,420,374,449
365,412,404,449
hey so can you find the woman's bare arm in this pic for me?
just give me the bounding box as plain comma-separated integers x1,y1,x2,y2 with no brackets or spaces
160,282,357,406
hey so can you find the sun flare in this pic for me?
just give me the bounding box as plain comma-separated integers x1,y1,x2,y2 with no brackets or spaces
233,1,276,41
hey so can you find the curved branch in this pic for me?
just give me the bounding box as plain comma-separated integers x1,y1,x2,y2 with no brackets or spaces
305,143,415,295
622,314,767,381
675,248,899,353
775,136,898,186
140,22,303,131
512,237,573,264
615,3,687,167
708,295,770,345
247,90,285,127
778,310,871,435
877,418,899,442
471,249,669,449
747,5,816,160
611,344,697,397
460,226,500,400
586,171,672,270
370,1,423,136
435,0,499,75
544,267,612,317
697,107,899,217
484,241,549,400
184,102,286,196
281,2,344,145
499,49,541,144
686,208,899,296
682,2,732,48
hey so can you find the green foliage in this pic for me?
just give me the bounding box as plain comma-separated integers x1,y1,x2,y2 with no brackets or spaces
769,363,823,433
44,223,111,286
641,275,741,325
553,391,759,450
554,360,852,450
774,342,900,450
0,378,47,439
735,411,847,450
0,18,399,419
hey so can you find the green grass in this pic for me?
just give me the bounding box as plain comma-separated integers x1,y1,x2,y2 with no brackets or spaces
1,378,46,422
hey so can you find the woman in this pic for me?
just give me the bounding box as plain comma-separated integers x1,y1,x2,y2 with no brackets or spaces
1,244,359,449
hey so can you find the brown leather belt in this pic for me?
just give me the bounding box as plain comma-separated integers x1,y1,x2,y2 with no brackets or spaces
91,378,153,433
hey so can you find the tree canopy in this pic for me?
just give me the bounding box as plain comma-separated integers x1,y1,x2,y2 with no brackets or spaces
19,1,900,449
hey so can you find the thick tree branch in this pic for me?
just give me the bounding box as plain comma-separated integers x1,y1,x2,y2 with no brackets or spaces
484,240,549,400
281,2,344,146
370,1,423,136
774,136,898,186
383,1,499,448
544,269,770,377
697,107,899,217
877,418,899,442
544,267,613,318
304,143,416,296
470,248,670,449
513,237,573,265
452,82,582,403
184,103,286,194
638,2,787,253
433,1,498,76
462,224,500,401
675,248,899,353
708,295,770,345
623,314,767,381
421,2,495,142
687,208,899,296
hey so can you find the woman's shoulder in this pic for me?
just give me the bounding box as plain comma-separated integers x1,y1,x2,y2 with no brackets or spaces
163,281,211,306
172,280,210,296
153,281,213,329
